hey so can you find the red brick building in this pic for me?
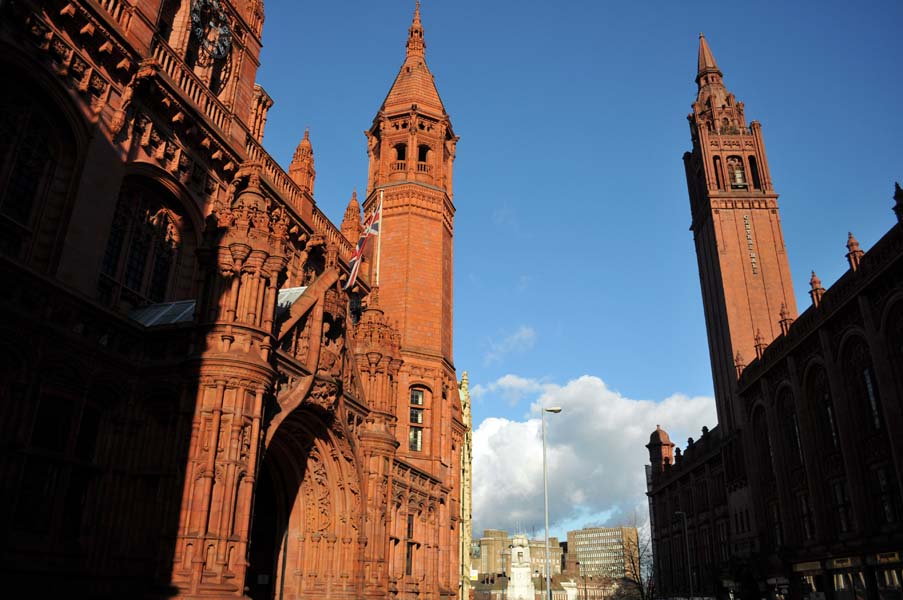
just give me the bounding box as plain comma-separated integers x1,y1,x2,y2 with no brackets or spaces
0,1,465,598
646,35,903,600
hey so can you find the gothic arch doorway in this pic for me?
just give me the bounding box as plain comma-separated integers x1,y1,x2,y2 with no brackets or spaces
246,408,364,600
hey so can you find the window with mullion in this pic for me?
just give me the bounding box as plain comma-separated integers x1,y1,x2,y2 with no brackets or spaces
0,105,56,227
408,426,422,452
100,181,185,307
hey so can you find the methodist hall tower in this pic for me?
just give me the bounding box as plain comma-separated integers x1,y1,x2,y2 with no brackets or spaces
683,34,797,430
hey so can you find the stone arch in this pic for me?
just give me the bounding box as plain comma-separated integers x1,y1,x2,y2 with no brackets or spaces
123,162,206,234
836,332,883,432
774,384,804,467
801,359,842,457
879,296,903,402
0,43,89,273
247,406,365,600
98,170,201,308
878,293,903,334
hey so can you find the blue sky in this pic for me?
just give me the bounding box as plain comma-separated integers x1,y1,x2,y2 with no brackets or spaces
256,1,902,535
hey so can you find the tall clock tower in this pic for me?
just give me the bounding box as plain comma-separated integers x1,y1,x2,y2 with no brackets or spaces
684,34,797,430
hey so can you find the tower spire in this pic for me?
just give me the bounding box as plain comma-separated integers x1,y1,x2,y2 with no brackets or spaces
697,32,722,84
406,1,425,59
684,33,797,431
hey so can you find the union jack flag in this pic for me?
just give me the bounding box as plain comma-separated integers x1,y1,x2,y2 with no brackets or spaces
343,197,382,290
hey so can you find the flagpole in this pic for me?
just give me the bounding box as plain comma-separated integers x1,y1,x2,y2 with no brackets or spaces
375,188,384,287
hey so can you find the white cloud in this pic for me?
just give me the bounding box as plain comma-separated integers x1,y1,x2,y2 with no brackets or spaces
471,373,555,406
483,326,536,365
471,375,716,537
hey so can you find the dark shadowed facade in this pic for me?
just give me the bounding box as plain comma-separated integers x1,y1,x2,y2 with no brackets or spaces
646,35,903,600
0,1,466,598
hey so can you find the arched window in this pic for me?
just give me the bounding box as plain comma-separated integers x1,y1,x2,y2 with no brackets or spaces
751,407,775,486
726,156,747,190
777,389,804,465
807,366,840,452
417,144,430,163
886,302,903,398
842,337,883,432
408,386,428,452
0,73,78,271
394,143,407,162
712,156,723,190
157,0,182,44
99,178,196,309
748,155,762,190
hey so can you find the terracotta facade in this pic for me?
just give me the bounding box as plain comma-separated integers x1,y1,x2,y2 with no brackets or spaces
0,1,464,599
646,35,903,600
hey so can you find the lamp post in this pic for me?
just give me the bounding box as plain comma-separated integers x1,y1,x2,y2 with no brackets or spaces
674,511,693,600
542,406,562,600
577,561,588,600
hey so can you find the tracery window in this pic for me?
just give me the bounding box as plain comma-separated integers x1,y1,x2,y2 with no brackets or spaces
842,338,884,431
887,303,903,399
870,464,901,525
778,389,804,465
796,492,815,541
99,179,195,308
0,77,76,269
830,479,853,533
807,367,840,452
752,407,775,485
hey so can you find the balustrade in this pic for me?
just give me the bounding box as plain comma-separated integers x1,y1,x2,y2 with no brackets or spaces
151,38,229,131
244,136,353,260
95,0,132,30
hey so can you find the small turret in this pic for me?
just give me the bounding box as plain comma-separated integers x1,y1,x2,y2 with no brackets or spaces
809,270,825,307
646,425,675,474
754,329,766,360
341,190,363,243
846,231,864,272
734,351,746,378
779,303,794,336
288,128,316,195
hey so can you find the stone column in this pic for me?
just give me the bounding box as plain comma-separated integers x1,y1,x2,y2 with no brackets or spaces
171,163,289,598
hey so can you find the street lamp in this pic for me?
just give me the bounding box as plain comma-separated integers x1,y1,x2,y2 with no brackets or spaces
542,406,562,600
674,511,693,600
577,561,588,600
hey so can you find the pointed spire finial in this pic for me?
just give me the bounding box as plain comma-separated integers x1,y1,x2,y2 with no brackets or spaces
341,189,363,243
809,270,826,307
406,1,425,58
754,328,766,360
696,32,722,84
809,270,822,289
846,231,864,271
779,303,794,336
289,129,316,194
